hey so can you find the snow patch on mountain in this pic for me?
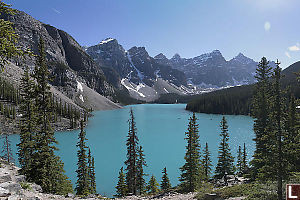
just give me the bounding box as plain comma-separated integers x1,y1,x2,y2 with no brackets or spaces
77,81,83,92
99,38,114,45
127,53,144,82
79,94,84,102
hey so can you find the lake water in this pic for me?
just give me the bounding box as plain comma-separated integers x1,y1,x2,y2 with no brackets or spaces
7,104,254,197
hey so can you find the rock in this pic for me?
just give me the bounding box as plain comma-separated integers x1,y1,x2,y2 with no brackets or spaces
15,175,26,183
0,182,22,194
30,183,42,193
204,193,224,200
0,187,11,197
66,192,75,198
0,174,12,183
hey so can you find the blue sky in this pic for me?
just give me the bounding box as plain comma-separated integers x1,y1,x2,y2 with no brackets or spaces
6,0,300,68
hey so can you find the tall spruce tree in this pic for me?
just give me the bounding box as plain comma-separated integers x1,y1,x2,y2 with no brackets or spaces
18,66,36,178
1,133,13,163
215,116,234,180
179,113,202,192
31,38,72,195
87,148,97,194
237,146,243,175
147,175,160,195
202,142,212,180
125,108,139,195
76,120,90,195
161,167,171,192
115,167,128,197
242,143,248,174
250,57,273,180
137,146,147,195
272,61,285,200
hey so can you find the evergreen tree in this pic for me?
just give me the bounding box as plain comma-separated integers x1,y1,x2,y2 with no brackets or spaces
215,116,234,181
1,133,14,163
179,113,202,192
237,146,243,175
30,38,72,195
202,142,212,180
76,120,90,195
272,61,284,200
17,66,36,178
0,1,30,70
250,57,273,180
90,157,97,194
137,146,147,195
115,167,128,197
147,175,160,195
242,143,248,174
160,167,171,192
87,148,97,194
125,108,139,195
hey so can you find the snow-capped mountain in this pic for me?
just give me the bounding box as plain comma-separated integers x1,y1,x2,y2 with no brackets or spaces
86,39,188,101
155,51,258,88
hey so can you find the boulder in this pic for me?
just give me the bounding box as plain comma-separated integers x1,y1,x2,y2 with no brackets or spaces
0,174,12,183
0,186,10,197
0,182,22,194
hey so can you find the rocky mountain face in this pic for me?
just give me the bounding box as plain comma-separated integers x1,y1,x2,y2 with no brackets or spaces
155,51,258,88
86,39,188,101
1,11,115,101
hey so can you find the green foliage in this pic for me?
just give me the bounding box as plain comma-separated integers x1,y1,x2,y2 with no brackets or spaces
136,146,147,195
202,142,212,180
179,113,202,192
0,1,31,70
115,167,128,197
215,116,235,179
195,182,213,200
125,108,139,195
76,120,89,195
160,167,171,192
147,175,160,195
20,182,32,190
27,38,73,195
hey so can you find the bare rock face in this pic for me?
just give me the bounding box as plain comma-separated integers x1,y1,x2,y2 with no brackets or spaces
0,11,114,98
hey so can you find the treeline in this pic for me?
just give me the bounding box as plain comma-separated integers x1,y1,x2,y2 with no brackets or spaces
186,61,300,115
186,85,253,115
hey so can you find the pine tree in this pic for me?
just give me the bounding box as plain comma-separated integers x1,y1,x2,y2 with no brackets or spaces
1,133,14,163
17,66,36,178
76,120,90,195
147,175,160,195
30,38,72,195
125,108,139,195
237,146,243,175
87,148,97,194
202,142,212,180
90,156,97,194
215,116,234,181
250,57,273,180
115,167,128,197
179,113,202,192
0,1,30,70
242,143,248,174
137,146,147,195
161,167,171,192
272,61,284,200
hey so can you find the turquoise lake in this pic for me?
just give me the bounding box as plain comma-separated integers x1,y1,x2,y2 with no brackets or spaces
8,104,254,197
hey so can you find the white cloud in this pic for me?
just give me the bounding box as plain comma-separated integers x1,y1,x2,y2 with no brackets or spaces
288,45,300,51
52,8,61,14
285,52,291,58
264,21,271,31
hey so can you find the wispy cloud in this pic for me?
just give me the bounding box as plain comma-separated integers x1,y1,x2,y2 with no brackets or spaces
285,52,291,58
264,21,271,31
52,8,61,14
288,45,300,51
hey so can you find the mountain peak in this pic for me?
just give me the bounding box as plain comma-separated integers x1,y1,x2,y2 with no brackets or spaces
232,53,254,65
154,53,167,60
